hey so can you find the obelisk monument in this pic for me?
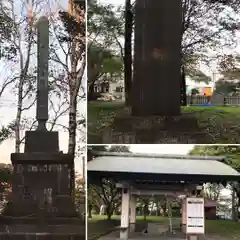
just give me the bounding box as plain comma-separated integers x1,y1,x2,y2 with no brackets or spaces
36,16,49,131
0,16,85,239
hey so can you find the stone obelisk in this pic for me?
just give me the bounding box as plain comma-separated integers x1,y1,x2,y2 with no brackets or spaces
25,16,58,153
0,16,85,240
36,16,49,131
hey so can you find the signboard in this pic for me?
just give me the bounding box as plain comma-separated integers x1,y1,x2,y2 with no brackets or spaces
186,198,205,234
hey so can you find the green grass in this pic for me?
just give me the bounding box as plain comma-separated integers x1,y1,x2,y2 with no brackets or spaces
205,219,240,236
87,102,240,144
182,105,240,113
88,215,240,239
183,106,240,143
87,101,125,144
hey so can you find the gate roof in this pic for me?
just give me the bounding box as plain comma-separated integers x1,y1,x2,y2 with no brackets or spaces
88,152,240,184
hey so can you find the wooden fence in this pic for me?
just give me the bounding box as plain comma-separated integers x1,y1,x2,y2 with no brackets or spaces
187,96,240,106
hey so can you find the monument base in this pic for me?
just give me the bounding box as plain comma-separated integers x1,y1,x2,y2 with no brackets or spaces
0,233,84,240
102,109,211,144
0,217,85,240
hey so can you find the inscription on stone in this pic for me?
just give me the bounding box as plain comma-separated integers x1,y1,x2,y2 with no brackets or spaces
14,164,70,172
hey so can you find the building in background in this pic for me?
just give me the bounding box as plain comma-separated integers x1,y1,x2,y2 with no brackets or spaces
204,199,217,220
90,74,125,100
186,85,214,96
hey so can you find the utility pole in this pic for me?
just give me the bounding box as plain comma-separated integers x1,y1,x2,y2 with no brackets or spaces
212,72,218,92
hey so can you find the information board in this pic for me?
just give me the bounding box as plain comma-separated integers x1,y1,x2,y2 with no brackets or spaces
186,197,205,234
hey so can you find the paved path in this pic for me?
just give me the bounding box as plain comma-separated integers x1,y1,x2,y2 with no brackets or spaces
98,234,231,240
98,232,186,240
99,238,185,240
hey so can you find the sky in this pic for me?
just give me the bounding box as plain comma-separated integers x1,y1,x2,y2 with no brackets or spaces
0,0,84,174
98,0,123,4
130,144,194,155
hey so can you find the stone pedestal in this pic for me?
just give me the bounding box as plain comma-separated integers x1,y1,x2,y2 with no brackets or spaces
0,131,85,239
132,0,182,116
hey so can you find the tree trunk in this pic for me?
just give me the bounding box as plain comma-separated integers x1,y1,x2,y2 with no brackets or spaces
237,196,240,220
232,188,237,221
143,203,148,220
89,81,95,93
150,200,154,216
15,46,31,153
15,81,23,154
132,0,182,116
106,204,113,220
68,30,85,200
161,199,167,217
181,65,187,106
68,91,77,155
68,89,77,199
88,204,93,218
124,0,133,106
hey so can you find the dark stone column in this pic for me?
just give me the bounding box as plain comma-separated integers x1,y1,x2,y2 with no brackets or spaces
132,0,182,116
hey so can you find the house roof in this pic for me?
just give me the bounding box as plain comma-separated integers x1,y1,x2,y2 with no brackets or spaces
88,152,240,182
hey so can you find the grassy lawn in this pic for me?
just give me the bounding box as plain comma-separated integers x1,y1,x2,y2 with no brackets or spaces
87,101,240,143
88,215,240,239
87,101,125,144
183,106,240,143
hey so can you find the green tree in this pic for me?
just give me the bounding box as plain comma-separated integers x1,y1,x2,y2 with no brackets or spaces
109,145,130,152
203,182,223,200
0,163,12,202
88,178,121,220
87,1,124,97
56,0,86,155
87,44,123,97
87,145,108,162
180,0,239,104
191,88,200,95
87,145,131,219
0,126,11,144
190,145,240,220
218,55,240,81
214,79,240,96
0,5,16,61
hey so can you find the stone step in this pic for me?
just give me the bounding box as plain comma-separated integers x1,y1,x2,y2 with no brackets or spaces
0,224,85,235
0,233,85,240
0,216,84,225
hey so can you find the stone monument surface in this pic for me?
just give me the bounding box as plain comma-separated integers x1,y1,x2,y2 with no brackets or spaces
0,16,84,240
